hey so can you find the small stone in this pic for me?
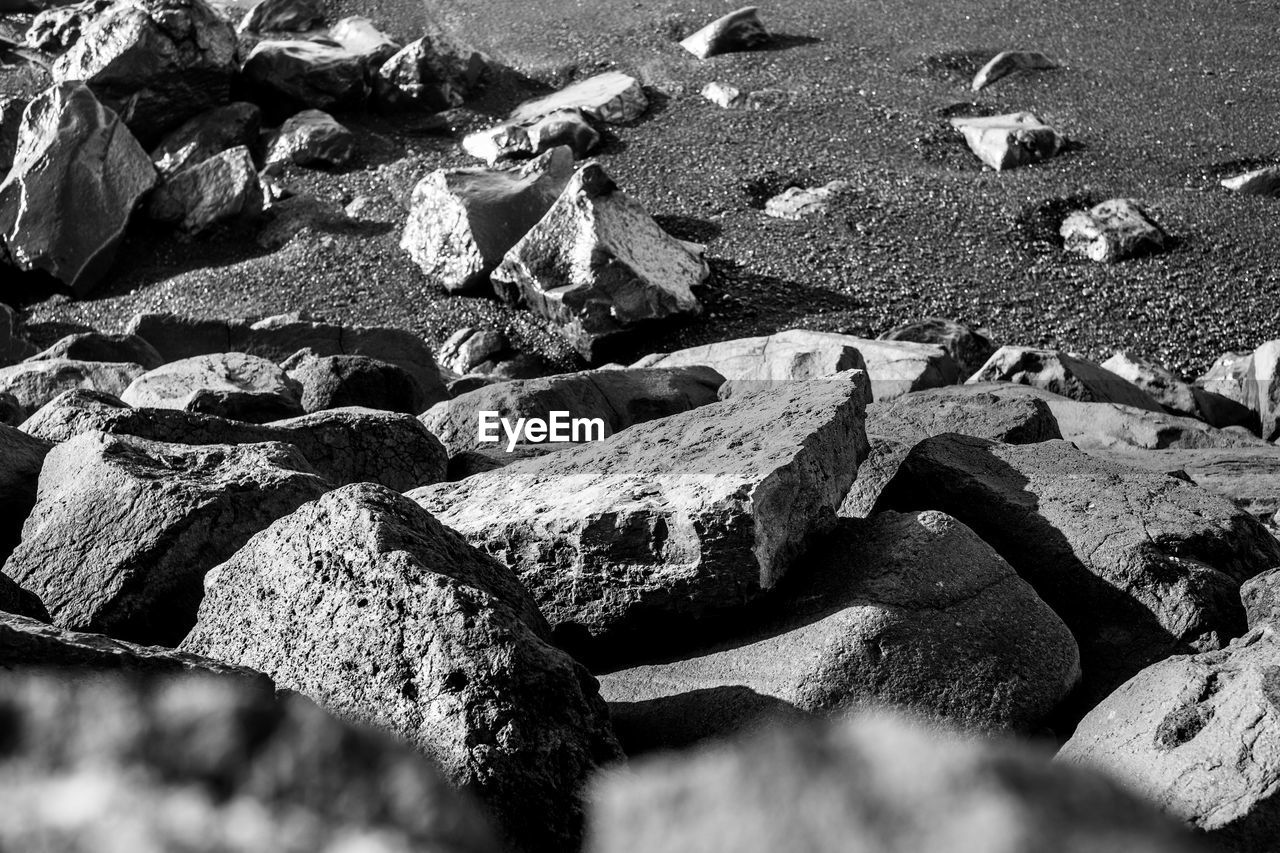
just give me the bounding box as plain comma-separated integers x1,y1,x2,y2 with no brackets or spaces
970,50,1057,91
1221,165,1280,197
462,108,599,165
700,81,746,108
763,181,849,219
25,332,163,370
328,15,400,66
680,6,770,59
950,111,1065,170
436,327,510,375
120,352,304,422
241,39,369,115
237,0,322,33
149,101,262,177
509,71,647,125
1061,198,1168,262
263,109,357,172
147,145,264,232
879,316,996,378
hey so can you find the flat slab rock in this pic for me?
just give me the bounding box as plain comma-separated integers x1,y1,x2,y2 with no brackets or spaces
970,50,1057,91
1061,198,1168,263
0,358,144,418
680,6,770,59
182,483,621,853
949,112,1065,171
968,345,1164,410
121,351,304,422
509,71,646,125
410,373,870,659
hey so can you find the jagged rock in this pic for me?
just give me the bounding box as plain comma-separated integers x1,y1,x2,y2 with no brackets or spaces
1061,198,1168,262
1102,350,1211,418
0,358,144,417
437,327,510,374
0,83,156,295
148,145,264,232
968,345,1164,410
1059,625,1280,852
1197,350,1253,407
182,483,622,853
763,181,849,219
377,35,484,111
25,1,110,52
970,50,1057,91
0,424,50,564
0,304,37,366
25,332,163,370
237,0,322,33
680,6,770,59
402,147,574,292
282,350,418,413
328,15,399,65
1245,339,1280,441
601,511,1079,751
1222,165,1280,196
263,109,357,172
0,96,24,177
149,101,261,176
410,374,870,659
492,164,707,360
3,430,328,645
121,352,303,422
950,112,1065,170
421,365,724,455
1242,569,1280,628
50,0,239,145
241,39,369,115
462,109,598,164
0,670,502,853
876,434,1280,707
700,81,746,108
878,316,996,378
837,338,959,399
509,71,647,125
23,390,447,491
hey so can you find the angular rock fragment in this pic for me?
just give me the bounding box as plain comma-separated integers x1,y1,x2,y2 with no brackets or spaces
148,145,264,232
150,101,262,176
0,304,37,366
241,39,369,114
0,83,157,295
263,109,357,172
437,327,511,375
970,49,1057,91
1101,350,1208,419
182,483,622,853
1242,569,1280,628
377,35,484,111
968,345,1164,410
763,180,848,219
1245,338,1280,441
680,6,770,59
26,332,163,370
402,147,574,292
509,71,647,125
328,15,399,65
462,109,598,164
878,316,996,378
700,81,746,108
24,0,109,51
121,352,303,422
1197,350,1253,406
237,0,322,33
0,358,144,417
950,112,1065,170
283,350,418,413
1061,198,1168,262
492,163,707,359
1221,165,1280,196
0,424,51,564
0,96,25,177
410,374,870,658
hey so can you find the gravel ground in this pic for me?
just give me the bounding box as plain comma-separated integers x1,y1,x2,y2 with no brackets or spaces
5,0,1280,376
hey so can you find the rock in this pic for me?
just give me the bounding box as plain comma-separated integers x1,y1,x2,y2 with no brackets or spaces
24,0,111,51
1061,198,1168,262
410,374,870,660
763,181,848,220
0,424,51,564
700,81,746,108
263,109,357,172
1197,350,1253,406
282,350,418,413
23,389,447,491
149,101,262,176
1101,350,1206,417
377,35,484,111
509,71,647,125
680,6,770,59
949,112,1065,170
237,0,322,33
0,358,144,418
588,711,1205,853
492,163,708,360
1242,569,1280,628
1245,339,1280,441
970,49,1057,91
1059,625,1280,852
0,96,25,178
461,109,599,165
181,483,622,853
25,332,164,370
147,145,264,232
968,345,1164,410
0,670,502,853
1222,165,1280,196
3,430,329,646
437,327,510,374
1,573,46,619
601,510,1079,751
876,434,1280,707
878,316,996,378
0,304,37,366
121,352,304,422
841,338,960,399
241,39,369,115
402,147,574,292
328,15,399,65
0,83,157,296
0,395,22,427
421,365,724,455
50,0,239,145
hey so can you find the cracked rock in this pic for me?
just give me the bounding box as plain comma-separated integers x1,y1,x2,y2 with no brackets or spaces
950,112,1065,171
680,6,770,59
462,108,599,165
121,352,304,422
1061,198,1168,263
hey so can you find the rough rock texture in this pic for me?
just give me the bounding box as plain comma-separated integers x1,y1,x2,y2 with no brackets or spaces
1242,569,1280,628
410,374,870,659
241,39,369,115
968,345,1164,410
462,109,598,165
23,390,447,491
149,101,262,176
1101,348,1254,428
24,0,110,51
422,365,724,455
402,147,573,292
0,83,157,295
1246,339,1280,441
492,164,708,360
971,49,1057,91
509,71,647,125
763,181,848,219
181,483,622,853
1061,198,1168,263
0,671,502,853
263,109,357,172
26,332,163,369
701,81,746,108
680,6,770,59
0,423,52,564
0,304,38,366
879,316,996,377
1221,165,1280,196
949,112,1065,170
2,430,329,646
50,0,239,145
377,35,484,111
437,327,510,374
121,351,303,422
1059,626,1280,853
237,0,322,33
282,350,418,413
328,15,399,64
147,145,264,232
588,712,1206,853
1197,350,1253,407
0,358,144,417
601,511,1080,751
876,434,1280,707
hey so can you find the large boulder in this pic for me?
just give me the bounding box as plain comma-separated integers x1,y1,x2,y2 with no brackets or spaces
0,424,51,564
968,346,1164,410
1059,626,1280,853
147,145,264,232
410,373,870,661
120,351,303,421
0,358,145,418
0,83,156,295
150,101,262,176
2,431,329,646
182,483,622,853
283,350,419,413
240,39,369,115
876,434,1280,708
601,510,1079,752
26,331,163,369
1061,198,1169,263
949,112,1065,170
50,0,239,145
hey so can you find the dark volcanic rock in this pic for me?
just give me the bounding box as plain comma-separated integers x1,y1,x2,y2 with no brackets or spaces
121,352,303,422
182,483,622,853
0,358,145,418
150,101,262,177
147,145,265,233
2,431,329,646
26,332,163,370
879,316,996,378
241,39,370,116
679,6,770,59
0,423,52,565
282,350,419,413
263,109,357,172
969,345,1165,410
376,35,484,111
